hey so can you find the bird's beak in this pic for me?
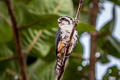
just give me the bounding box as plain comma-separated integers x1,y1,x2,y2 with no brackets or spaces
58,20,61,24
58,20,64,26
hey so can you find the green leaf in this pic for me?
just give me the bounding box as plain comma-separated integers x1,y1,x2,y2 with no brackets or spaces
11,1,74,31
73,41,83,55
0,44,18,80
41,46,56,62
0,22,13,43
76,22,96,32
28,59,56,80
12,3,59,30
21,28,57,57
0,2,10,18
20,14,59,30
99,20,112,34
27,0,74,16
0,2,13,43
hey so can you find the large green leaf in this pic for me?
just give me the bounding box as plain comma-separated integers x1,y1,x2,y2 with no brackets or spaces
21,28,57,57
28,59,56,80
0,44,18,80
76,22,96,33
27,0,74,16
19,14,59,30
73,40,83,56
12,3,59,29
11,0,74,30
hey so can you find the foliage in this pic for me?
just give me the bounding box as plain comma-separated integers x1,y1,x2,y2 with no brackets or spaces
0,0,120,80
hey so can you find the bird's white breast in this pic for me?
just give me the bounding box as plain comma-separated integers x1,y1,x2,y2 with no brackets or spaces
60,25,78,45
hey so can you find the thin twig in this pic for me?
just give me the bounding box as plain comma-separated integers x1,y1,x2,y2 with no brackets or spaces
56,0,83,80
5,0,29,80
0,56,17,61
74,0,83,22
71,53,90,61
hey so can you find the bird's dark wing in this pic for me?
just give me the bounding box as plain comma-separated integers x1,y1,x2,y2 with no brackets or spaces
55,28,64,75
55,28,62,56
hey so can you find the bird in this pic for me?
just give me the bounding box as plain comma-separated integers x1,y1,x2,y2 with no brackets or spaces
55,16,78,75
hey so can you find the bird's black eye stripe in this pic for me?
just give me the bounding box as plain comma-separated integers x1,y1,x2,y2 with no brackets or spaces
61,18,70,24
61,18,66,20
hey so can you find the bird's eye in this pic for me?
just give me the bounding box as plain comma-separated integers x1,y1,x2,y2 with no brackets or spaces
61,18,65,20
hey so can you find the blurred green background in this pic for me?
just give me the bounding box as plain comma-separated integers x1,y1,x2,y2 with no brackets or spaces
0,0,120,80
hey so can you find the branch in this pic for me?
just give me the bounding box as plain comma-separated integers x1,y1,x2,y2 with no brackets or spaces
0,56,17,61
5,0,29,80
56,0,83,80
74,0,83,22
89,0,99,80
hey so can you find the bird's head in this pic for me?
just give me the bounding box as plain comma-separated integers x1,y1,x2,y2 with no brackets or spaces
58,16,73,27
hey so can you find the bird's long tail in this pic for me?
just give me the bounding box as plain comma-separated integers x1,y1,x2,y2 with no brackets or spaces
55,58,63,75
55,55,69,76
